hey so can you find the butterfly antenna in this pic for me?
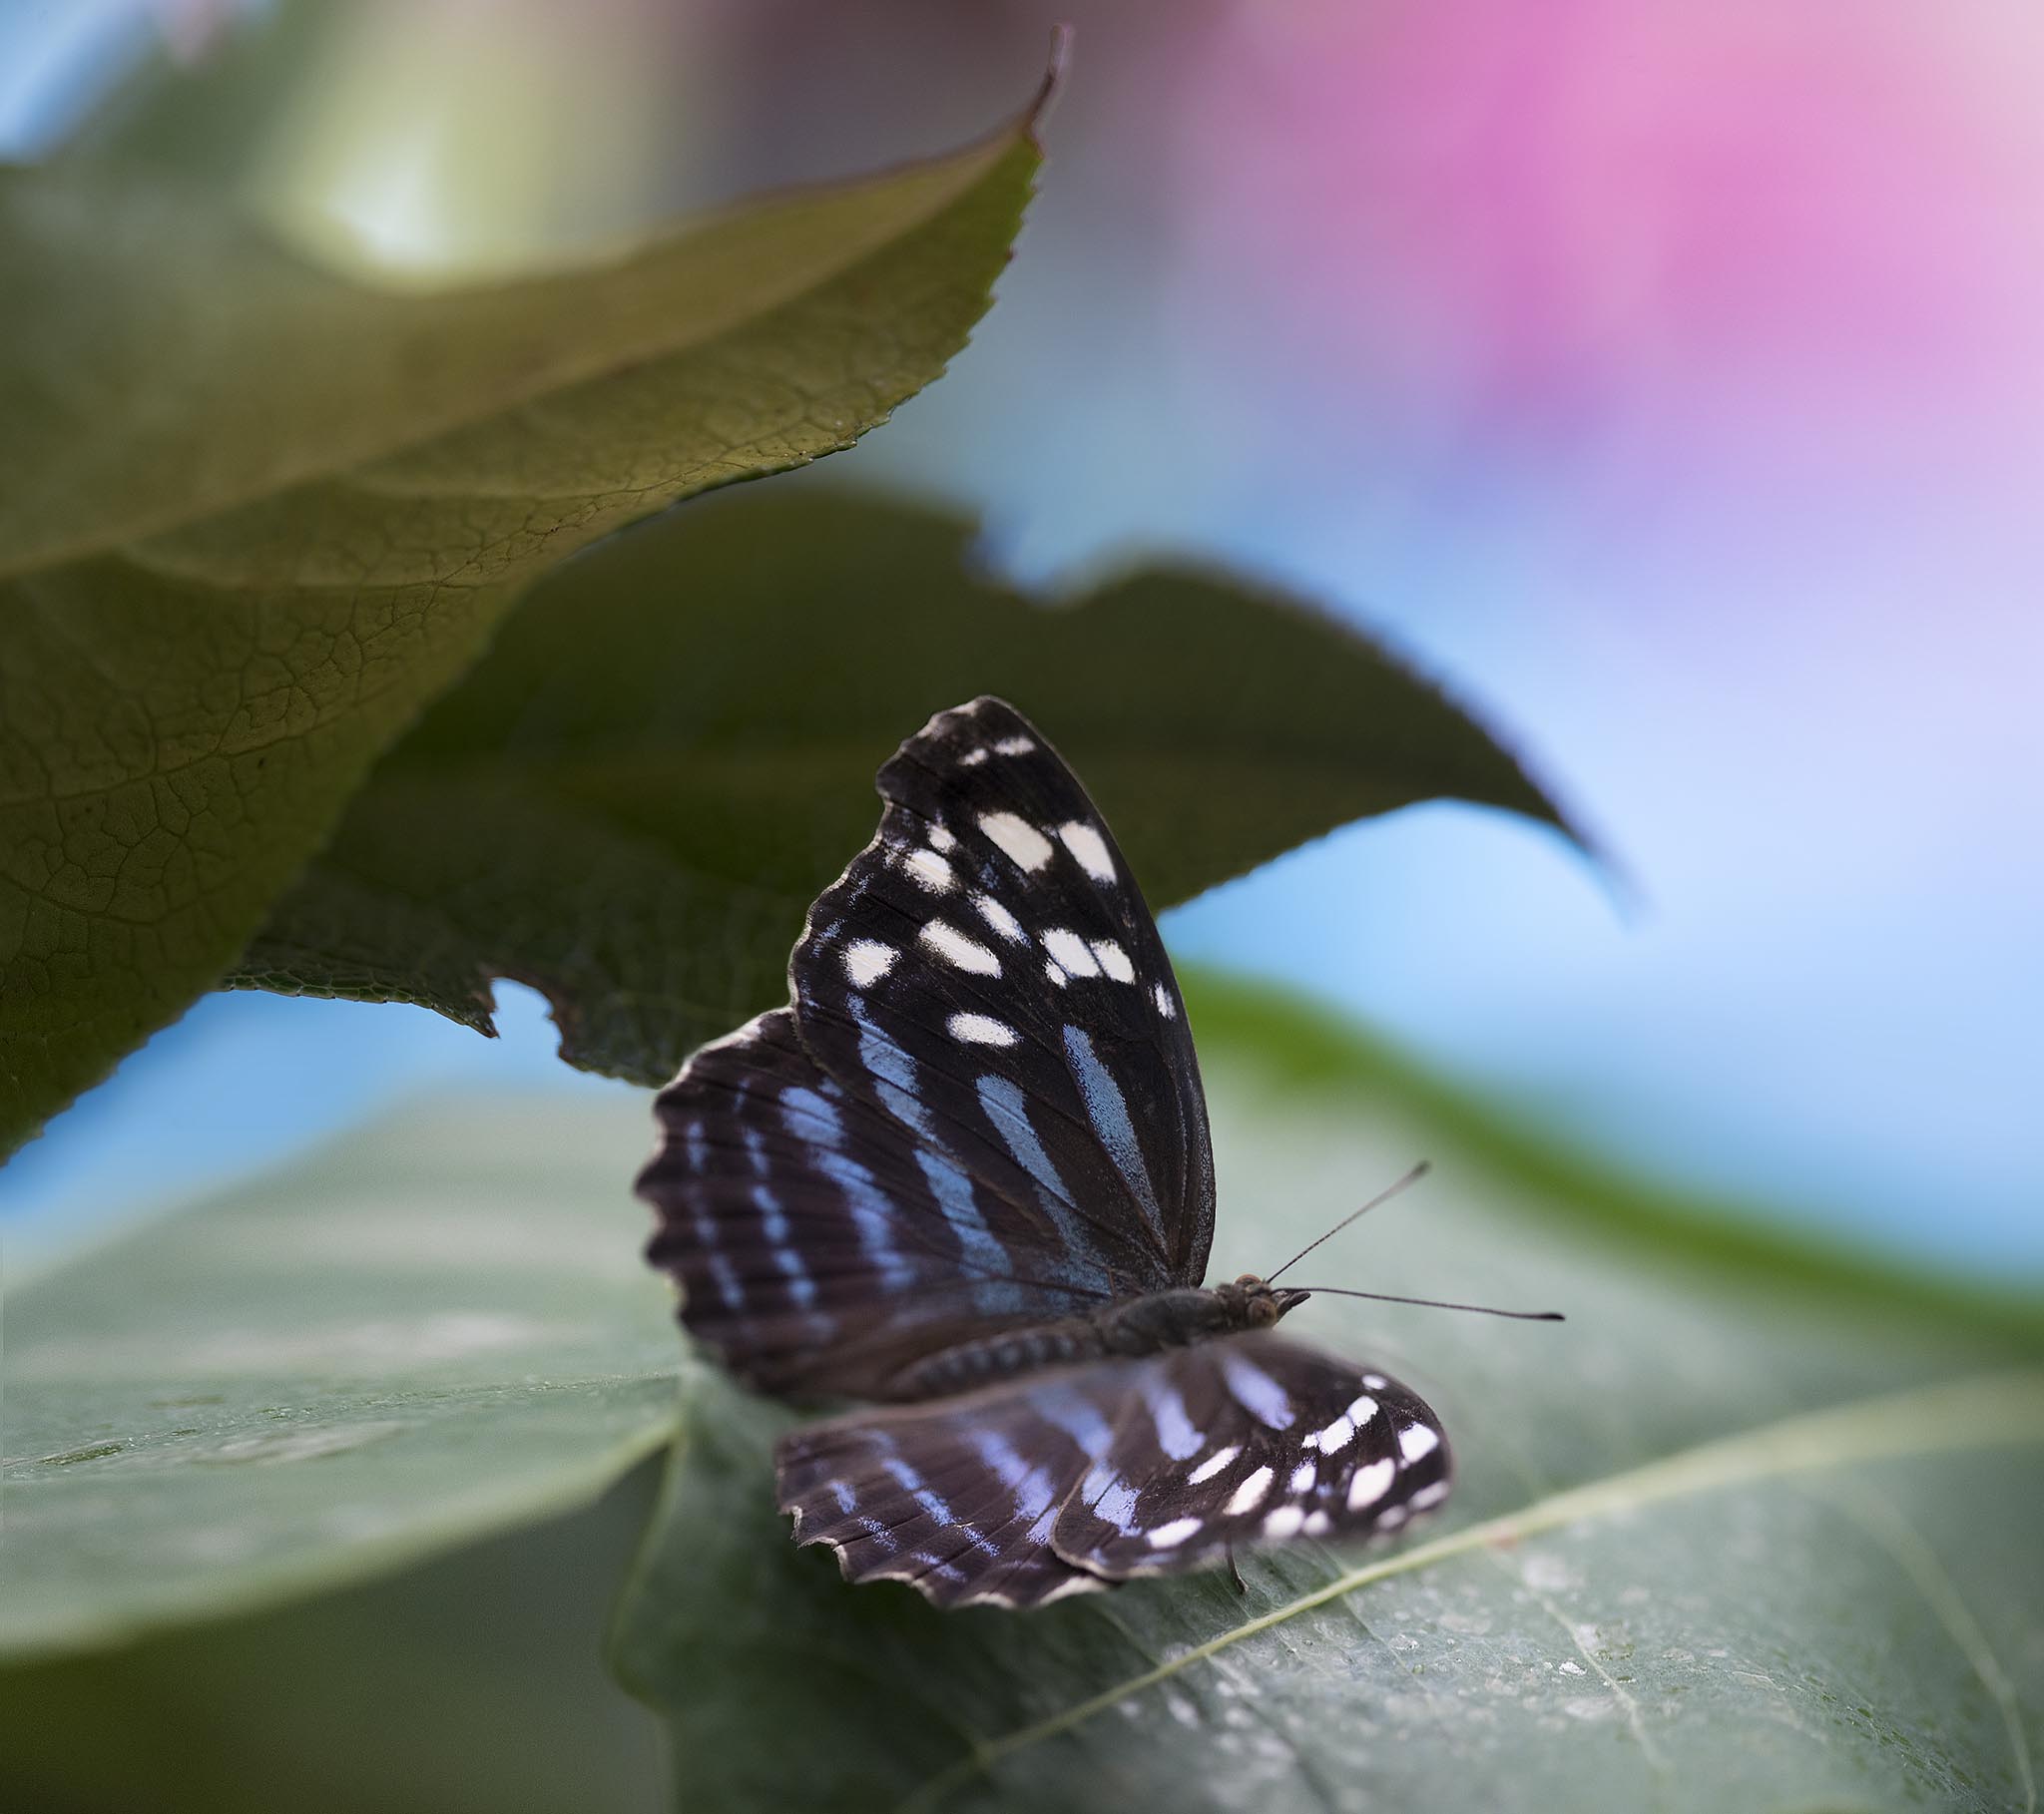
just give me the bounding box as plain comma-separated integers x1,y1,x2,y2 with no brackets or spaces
1266,1161,1432,1284
1286,1285,1563,1322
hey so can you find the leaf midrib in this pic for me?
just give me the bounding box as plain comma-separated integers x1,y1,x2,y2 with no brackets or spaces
892,1368,2044,1814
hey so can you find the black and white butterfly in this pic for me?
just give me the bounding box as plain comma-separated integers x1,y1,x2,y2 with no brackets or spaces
637,697,1453,1607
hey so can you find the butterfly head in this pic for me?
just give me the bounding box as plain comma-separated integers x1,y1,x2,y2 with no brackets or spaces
1218,1273,1310,1328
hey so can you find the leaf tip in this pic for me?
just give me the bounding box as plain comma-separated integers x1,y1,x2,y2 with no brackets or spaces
1031,24,1076,143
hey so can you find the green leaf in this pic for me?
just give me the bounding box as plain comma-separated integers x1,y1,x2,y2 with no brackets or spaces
0,100,1042,1158
229,488,1582,1086
610,974,2044,1814
0,1091,677,1658
0,1464,669,1814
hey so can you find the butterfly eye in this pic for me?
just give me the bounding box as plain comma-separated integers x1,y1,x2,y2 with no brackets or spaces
1234,1272,1263,1289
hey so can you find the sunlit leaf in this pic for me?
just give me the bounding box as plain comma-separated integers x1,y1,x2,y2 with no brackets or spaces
0,96,1042,1158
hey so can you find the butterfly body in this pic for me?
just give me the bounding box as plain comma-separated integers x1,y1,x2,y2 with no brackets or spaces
885,1276,1308,1400
639,696,1455,1607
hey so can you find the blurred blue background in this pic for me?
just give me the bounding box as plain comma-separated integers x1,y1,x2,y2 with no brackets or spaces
5,0,2040,1277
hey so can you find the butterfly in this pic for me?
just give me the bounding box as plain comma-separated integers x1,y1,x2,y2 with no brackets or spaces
636,696,1454,1607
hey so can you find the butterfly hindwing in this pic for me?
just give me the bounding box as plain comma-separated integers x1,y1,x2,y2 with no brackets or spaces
790,697,1216,1298
1050,1331,1452,1578
775,1333,1451,1606
640,1008,1109,1400
775,1371,1114,1608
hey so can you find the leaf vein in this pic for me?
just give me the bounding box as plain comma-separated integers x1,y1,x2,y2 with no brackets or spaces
1807,1477,2036,1814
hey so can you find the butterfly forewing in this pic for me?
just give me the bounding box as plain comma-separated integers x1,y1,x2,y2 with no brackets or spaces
640,1008,1108,1400
775,1333,1451,1606
790,697,1215,1295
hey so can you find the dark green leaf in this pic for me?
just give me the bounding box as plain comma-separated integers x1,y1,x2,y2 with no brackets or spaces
0,1463,668,1814
1,1092,676,1657
231,488,1582,1085
610,975,2044,1814
0,100,1041,1158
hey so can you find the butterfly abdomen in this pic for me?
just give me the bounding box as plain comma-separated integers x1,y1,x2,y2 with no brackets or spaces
887,1317,1109,1399
886,1282,1291,1399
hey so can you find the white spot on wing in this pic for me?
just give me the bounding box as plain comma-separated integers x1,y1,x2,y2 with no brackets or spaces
1090,939,1136,983
1153,981,1176,1019
948,1013,1019,1047
928,824,957,852
994,735,1036,756
1287,1462,1316,1494
1146,1516,1204,1550
1059,820,1116,883
1303,1510,1332,1537
1398,1422,1441,1463
1042,928,1100,977
978,811,1053,871
1310,1415,1356,1454
1347,1457,1395,1510
1362,1374,1388,1391
1346,1394,1380,1426
960,747,990,766
919,921,1002,976
1409,1480,1451,1511
973,894,1026,943
1224,1466,1275,1516
1044,961,1069,988
842,940,896,987
1263,1505,1307,1540
903,847,956,892
1186,1444,1240,1485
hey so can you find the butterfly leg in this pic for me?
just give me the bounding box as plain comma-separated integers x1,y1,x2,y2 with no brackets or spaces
1224,1545,1247,1595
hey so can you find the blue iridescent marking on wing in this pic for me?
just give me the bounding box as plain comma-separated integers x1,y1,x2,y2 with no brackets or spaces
674,1116,745,1311
1026,1381,1116,1458
1220,1350,1296,1429
912,1146,1034,1315
850,998,935,1141
1061,1024,1164,1241
1141,1375,1204,1461
780,1084,915,1292
878,1449,1000,1557
973,1073,1099,1265
750,1181,815,1307
642,1004,1108,1405
967,1425,1057,1529
971,1074,1066,1198
1081,1468,1141,1533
